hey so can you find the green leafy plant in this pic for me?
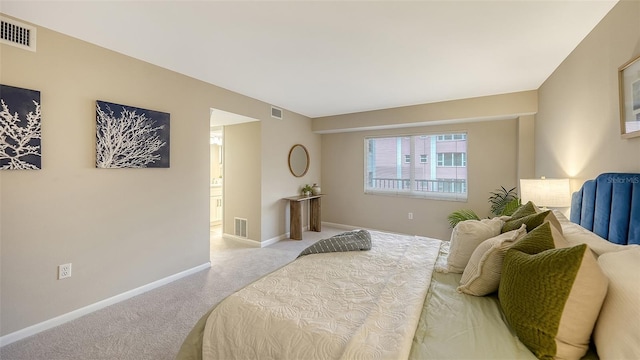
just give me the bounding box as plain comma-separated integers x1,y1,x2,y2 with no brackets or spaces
500,197,522,216
488,186,520,216
301,184,313,195
447,209,480,228
447,186,521,228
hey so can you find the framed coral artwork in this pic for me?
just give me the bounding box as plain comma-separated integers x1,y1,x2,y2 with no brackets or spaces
0,84,41,170
96,100,170,168
618,54,640,139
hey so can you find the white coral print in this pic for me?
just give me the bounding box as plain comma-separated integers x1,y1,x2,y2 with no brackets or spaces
96,102,167,168
0,98,41,170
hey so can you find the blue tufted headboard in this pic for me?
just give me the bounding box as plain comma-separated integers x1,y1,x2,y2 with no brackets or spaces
570,173,640,245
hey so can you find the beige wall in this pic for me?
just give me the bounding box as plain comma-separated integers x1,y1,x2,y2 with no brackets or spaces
261,110,321,241
537,0,640,188
321,120,521,240
313,90,537,133
0,23,208,335
316,92,536,240
517,115,536,181
221,112,321,244
223,122,262,241
0,16,313,336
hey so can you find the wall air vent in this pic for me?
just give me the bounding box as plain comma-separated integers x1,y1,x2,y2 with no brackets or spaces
234,217,248,238
271,106,283,120
0,17,36,52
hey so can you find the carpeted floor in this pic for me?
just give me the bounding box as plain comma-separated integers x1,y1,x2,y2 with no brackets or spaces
0,226,345,360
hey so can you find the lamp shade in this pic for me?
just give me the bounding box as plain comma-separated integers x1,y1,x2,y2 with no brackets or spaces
520,178,571,208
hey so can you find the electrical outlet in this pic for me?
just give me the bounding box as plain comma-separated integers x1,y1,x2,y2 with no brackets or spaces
408,212,413,220
58,263,72,280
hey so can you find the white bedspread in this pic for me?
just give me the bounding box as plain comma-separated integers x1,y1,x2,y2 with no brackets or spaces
201,231,442,360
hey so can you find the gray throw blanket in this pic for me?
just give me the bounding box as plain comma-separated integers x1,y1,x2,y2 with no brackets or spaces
297,229,372,258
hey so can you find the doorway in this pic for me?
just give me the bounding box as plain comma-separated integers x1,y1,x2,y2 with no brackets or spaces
209,107,260,254
209,126,223,240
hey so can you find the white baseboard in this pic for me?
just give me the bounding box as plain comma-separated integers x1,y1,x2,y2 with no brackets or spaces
261,233,288,247
321,222,407,236
220,225,365,250
221,232,288,248
221,233,261,247
321,221,362,231
0,262,211,347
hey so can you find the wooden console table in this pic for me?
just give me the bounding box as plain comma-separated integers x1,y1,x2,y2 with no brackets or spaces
284,194,322,240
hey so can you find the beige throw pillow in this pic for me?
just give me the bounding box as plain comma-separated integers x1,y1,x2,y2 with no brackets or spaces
594,247,640,359
457,224,527,296
445,218,503,273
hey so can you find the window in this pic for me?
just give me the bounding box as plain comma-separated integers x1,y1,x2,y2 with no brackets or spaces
437,152,466,167
365,133,467,201
437,134,466,141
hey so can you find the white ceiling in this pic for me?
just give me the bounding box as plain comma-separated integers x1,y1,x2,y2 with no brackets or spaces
2,1,618,118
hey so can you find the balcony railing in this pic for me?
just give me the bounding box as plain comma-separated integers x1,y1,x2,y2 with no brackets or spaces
368,178,466,193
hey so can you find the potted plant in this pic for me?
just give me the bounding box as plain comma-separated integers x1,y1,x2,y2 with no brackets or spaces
488,186,520,217
447,186,521,228
301,184,313,196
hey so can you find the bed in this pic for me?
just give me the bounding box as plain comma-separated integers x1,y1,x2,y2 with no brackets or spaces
177,172,639,360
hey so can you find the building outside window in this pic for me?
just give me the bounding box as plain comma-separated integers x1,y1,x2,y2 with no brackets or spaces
437,152,466,167
364,133,467,201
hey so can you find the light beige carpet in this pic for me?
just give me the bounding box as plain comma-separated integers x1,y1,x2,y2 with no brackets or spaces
0,227,345,360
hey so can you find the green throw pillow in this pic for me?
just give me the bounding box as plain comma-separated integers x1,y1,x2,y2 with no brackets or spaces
509,201,537,220
501,210,550,233
499,223,608,359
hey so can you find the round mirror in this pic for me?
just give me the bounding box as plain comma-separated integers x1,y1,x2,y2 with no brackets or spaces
288,144,309,177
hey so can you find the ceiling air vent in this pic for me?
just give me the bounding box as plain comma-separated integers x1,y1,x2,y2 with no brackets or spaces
0,17,36,52
271,106,283,120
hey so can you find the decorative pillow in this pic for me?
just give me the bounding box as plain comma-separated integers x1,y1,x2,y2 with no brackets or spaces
509,201,537,220
593,247,640,359
457,224,527,296
445,218,503,273
544,211,564,235
501,210,551,233
548,221,570,248
531,206,564,235
561,219,638,257
499,223,608,359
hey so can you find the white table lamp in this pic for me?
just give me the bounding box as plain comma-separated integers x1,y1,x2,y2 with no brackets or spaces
519,177,571,209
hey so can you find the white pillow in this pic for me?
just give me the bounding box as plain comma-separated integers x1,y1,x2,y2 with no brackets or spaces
561,220,638,256
594,247,640,359
549,222,570,248
445,218,503,273
457,224,527,296
551,209,571,224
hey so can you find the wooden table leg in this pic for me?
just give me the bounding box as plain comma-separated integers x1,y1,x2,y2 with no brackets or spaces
310,197,321,232
290,200,302,240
